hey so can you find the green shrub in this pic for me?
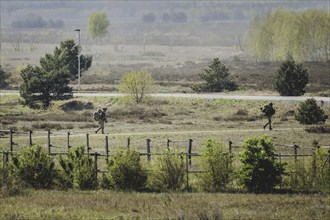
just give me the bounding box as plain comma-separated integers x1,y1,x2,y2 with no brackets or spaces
59,147,97,190
148,149,185,192
295,98,328,125
0,67,10,89
11,145,56,189
239,135,285,193
192,58,237,92
273,54,309,96
119,69,156,103
200,139,234,191
104,150,147,191
1,162,25,197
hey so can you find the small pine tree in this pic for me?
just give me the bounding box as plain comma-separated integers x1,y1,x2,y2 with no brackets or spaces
273,55,309,96
59,147,97,190
239,135,285,193
192,58,237,92
295,98,328,125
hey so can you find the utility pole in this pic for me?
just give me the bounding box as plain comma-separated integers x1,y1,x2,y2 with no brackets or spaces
74,29,81,92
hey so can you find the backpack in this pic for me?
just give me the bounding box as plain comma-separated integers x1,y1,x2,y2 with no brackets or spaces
268,107,275,116
263,105,275,116
93,111,100,121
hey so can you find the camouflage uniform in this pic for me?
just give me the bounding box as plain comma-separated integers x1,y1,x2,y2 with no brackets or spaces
261,103,275,130
94,107,107,134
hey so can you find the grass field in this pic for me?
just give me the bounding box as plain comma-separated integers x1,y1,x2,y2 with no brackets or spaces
1,94,329,155
1,37,330,219
0,190,329,219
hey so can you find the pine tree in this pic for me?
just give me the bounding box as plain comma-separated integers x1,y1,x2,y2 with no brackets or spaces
273,55,309,96
295,98,328,125
192,58,237,92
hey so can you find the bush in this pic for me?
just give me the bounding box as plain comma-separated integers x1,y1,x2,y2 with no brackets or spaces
0,67,10,89
239,135,285,193
148,149,185,192
200,139,234,191
119,69,156,103
59,147,97,190
295,98,328,125
11,145,56,189
103,150,147,191
273,55,309,96
192,58,237,93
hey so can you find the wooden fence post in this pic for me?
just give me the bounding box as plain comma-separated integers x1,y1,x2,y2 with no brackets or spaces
47,130,51,154
294,144,299,162
86,133,90,156
127,137,130,149
146,139,151,162
67,131,71,150
328,148,330,173
279,153,282,189
105,136,109,158
94,153,98,184
188,139,193,165
29,130,33,146
10,130,13,153
167,139,171,148
186,153,189,192
229,141,232,154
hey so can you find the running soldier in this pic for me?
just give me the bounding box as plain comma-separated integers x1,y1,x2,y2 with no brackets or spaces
261,102,275,130
93,107,108,134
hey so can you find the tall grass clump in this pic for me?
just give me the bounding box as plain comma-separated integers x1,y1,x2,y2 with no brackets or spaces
148,149,185,192
11,145,56,189
59,147,97,190
199,139,234,191
284,148,330,192
102,149,147,191
239,135,285,193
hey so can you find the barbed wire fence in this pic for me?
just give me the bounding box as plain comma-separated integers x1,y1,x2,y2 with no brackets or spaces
1,129,329,191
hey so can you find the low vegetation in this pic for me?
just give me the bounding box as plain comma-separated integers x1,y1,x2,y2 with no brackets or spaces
0,190,328,219
103,149,147,191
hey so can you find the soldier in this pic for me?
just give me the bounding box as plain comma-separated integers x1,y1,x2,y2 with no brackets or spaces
94,107,108,134
261,102,275,130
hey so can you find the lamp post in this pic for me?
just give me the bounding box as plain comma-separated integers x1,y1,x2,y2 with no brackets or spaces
74,29,81,92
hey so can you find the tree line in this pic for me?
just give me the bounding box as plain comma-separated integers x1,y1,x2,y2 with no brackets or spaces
246,9,329,62
11,15,64,29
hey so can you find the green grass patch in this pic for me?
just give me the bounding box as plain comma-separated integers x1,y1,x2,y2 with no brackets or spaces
0,190,329,219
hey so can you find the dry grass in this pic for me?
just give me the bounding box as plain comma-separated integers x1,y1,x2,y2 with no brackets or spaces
1,95,329,156
2,41,329,95
0,190,329,219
